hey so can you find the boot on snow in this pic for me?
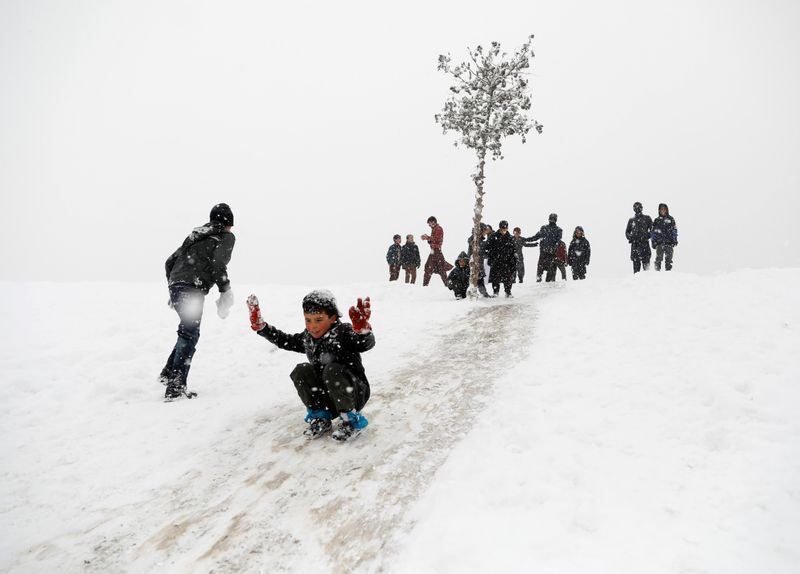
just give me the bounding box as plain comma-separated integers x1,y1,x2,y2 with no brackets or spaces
303,408,333,439
164,380,196,401
331,411,369,442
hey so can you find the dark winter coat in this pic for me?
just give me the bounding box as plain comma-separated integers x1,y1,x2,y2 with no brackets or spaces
626,213,653,245
529,222,563,254
165,222,235,294
513,236,537,262
486,231,517,274
386,243,402,265
400,243,421,268
651,204,678,247
568,236,591,267
257,321,375,388
447,252,471,293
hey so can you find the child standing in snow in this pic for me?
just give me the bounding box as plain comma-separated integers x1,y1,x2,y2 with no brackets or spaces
386,234,402,281
567,226,591,280
446,252,471,299
555,240,568,281
421,215,453,287
247,290,375,442
400,234,421,284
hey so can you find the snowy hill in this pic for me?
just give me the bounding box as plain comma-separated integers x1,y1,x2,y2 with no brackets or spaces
1,270,799,573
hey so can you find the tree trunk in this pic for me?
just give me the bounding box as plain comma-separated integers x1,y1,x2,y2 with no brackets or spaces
468,147,487,298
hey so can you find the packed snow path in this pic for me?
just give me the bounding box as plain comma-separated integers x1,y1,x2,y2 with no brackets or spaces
8,294,538,573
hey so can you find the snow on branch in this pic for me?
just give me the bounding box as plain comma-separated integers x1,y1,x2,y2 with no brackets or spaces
435,35,543,161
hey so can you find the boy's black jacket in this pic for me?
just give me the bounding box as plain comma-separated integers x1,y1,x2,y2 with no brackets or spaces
386,243,402,265
165,222,235,293
400,243,421,267
529,222,563,254
258,321,376,385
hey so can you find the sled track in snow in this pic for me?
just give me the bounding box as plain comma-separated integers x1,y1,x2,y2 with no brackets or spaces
35,298,541,573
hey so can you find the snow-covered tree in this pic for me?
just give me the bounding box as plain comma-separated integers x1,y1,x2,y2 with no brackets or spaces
435,36,543,296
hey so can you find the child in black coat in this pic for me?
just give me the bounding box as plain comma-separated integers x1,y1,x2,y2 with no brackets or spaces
247,290,375,442
386,234,402,281
400,234,421,284
567,226,591,280
446,252,471,299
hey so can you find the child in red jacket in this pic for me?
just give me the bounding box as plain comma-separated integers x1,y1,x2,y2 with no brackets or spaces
555,240,568,281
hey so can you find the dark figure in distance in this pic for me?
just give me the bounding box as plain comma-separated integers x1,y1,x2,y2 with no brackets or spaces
485,220,518,297
568,226,591,280
626,202,653,273
386,234,402,281
651,203,678,271
512,227,537,283
528,213,563,282
400,235,421,284
421,216,453,287
555,240,568,281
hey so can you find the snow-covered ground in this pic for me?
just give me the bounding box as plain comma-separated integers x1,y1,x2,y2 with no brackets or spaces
1,269,798,573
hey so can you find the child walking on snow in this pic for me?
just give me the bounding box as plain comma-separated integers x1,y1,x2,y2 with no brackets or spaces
555,240,568,281
247,291,375,442
400,234,421,284
386,235,402,281
567,226,591,280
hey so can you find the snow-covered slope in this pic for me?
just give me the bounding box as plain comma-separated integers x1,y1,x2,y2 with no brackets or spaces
1,270,798,573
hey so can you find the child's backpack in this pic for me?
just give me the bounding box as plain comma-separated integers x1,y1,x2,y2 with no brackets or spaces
556,241,567,263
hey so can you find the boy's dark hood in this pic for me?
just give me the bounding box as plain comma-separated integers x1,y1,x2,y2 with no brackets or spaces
573,226,584,238
455,251,469,265
183,221,227,248
658,203,670,215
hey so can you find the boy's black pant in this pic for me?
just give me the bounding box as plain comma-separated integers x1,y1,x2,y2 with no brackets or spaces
161,284,204,386
513,259,525,283
491,269,514,295
655,245,674,271
631,242,651,273
290,362,369,413
537,252,556,281
572,264,587,280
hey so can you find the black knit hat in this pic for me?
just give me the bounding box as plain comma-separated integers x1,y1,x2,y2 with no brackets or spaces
302,290,341,318
210,203,234,226
549,213,558,223
499,220,509,229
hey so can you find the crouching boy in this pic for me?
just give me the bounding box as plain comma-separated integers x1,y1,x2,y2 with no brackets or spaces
446,251,470,299
247,290,375,442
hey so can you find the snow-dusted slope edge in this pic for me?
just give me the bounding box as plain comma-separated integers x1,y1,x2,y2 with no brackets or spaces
1,269,798,573
393,269,800,574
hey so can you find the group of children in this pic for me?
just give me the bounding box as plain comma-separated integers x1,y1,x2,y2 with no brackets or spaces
162,202,674,444
385,234,421,283
387,214,592,300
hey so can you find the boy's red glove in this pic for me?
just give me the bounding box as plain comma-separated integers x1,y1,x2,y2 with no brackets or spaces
247,294,267,331
349,297,372,334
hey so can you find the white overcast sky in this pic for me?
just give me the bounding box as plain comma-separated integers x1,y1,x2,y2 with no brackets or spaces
1,0,798,285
